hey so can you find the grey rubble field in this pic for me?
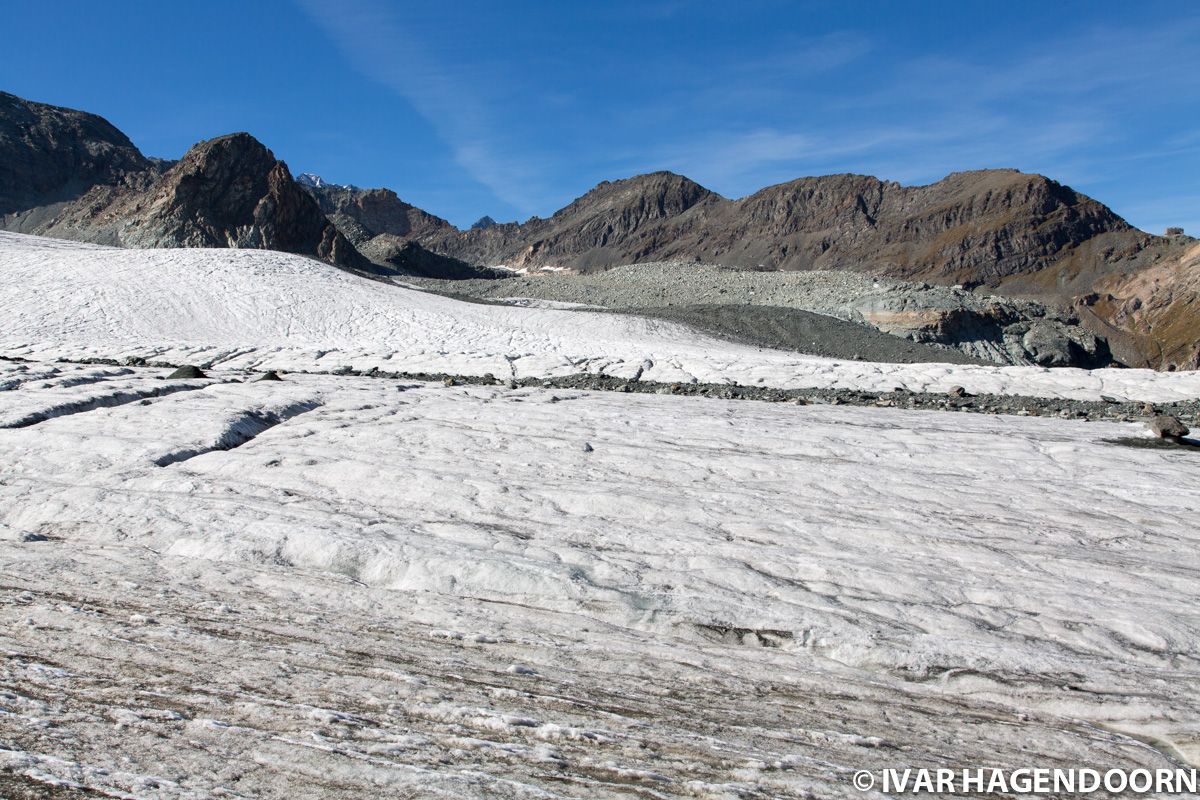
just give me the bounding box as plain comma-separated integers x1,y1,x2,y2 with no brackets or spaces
611,305,985,365
408,261,1108,368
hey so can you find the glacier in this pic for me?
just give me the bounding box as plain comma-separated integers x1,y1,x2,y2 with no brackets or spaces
1,231,1198,798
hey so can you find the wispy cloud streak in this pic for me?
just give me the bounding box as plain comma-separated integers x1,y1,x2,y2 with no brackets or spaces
296,0,549,214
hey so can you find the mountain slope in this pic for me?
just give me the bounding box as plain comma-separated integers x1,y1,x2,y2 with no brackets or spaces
435,171,721,268
0,95,369,271
1,93,456,274
0,91,154,216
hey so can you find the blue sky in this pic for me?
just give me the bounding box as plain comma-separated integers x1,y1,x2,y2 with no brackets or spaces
4,1,1198,232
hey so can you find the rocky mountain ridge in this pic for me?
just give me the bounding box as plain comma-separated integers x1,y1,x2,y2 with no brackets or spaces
0,93,481,278
1,90,1194,368
402,166,1190,368
424,169,1147,285
297,181,498,277
300,181,454,245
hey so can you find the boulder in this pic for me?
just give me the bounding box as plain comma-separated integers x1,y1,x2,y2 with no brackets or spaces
1148,415,1190,440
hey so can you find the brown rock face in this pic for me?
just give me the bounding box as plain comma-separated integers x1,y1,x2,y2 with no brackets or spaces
427,169,1136,287
1084,240,1200,371
0,91,153,215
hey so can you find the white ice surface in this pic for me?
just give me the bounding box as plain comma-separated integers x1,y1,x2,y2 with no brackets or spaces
3,231,1200,401
1,361,1199,798
2,234,1199,797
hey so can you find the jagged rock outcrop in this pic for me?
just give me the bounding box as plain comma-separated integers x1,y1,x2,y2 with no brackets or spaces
851,294,1110,367
107,134,367,268
0,91,155,216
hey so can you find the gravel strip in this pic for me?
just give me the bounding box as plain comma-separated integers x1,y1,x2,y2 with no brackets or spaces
43,355,1200,432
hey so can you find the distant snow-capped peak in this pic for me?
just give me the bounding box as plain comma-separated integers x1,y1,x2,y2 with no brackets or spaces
295,172,355,190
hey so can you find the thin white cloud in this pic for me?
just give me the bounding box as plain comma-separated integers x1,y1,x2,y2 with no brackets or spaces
295,0,548,214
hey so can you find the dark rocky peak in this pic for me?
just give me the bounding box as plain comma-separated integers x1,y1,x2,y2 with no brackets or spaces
424,166,1148,284
155,133,280,216
470,215,498,230
0,91,152,214
114,132,369,271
